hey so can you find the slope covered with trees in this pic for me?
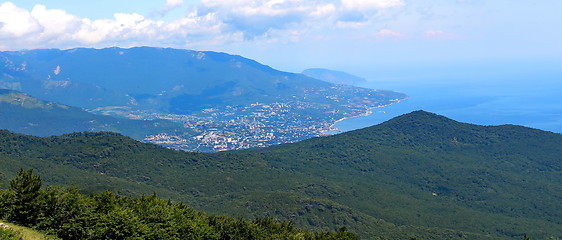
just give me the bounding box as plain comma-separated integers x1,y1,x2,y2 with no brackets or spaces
0,169,356,240
0,111,560,239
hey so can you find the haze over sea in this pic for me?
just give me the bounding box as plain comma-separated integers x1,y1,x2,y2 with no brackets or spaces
335,60,562,133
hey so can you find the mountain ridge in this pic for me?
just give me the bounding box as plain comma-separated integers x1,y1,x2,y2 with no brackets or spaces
302,68,367,85
0,110,560,239
0,47,340,110
1,47,407,151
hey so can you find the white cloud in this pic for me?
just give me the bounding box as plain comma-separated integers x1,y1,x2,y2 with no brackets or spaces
424,29,462,39
336,21,369,29
375,29,405,38
196,0,330,38
341,0,405,11
0,2,230,50
165,0,184,9
151,0,184,18
0,1,411,50
0,2,43,39
310,3,337,17
30,5,83,42
335,0,405,29
194,0,407,38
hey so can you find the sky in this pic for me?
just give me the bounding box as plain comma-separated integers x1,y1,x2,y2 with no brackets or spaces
0,0,561,74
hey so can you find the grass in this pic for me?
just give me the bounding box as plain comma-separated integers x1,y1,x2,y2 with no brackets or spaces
0,221,60,240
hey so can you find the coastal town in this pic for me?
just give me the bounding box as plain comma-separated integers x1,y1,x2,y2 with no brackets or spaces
139,87,406,152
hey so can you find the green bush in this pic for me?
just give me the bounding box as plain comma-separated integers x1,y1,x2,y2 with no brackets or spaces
0,169,358,240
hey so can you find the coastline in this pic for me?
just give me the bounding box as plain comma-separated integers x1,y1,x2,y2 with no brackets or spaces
323,97,410,134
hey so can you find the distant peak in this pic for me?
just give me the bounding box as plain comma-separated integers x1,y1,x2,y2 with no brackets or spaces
391,110,442,119
407,110,439,116
377,110,460,130
302,68,366,85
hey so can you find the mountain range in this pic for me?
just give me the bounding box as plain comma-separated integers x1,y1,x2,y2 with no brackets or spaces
0,47,406,151
0,110,559,239
0,47,399,113
302,68,367,85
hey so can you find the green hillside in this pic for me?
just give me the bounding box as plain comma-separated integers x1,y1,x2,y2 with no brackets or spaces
0,89,192,139
0,169,355,240
0,111,560,239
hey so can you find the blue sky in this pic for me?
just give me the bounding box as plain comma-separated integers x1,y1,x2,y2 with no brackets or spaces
1,0,561,74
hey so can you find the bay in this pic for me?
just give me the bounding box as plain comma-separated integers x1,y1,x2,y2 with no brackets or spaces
334,61,562,133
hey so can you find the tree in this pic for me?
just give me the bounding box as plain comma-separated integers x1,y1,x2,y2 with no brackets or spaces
8,168,42,225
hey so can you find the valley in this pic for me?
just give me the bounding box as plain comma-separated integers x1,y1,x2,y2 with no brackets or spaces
0,47,406,152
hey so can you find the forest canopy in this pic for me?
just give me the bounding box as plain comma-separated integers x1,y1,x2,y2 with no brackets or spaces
0,169,358,240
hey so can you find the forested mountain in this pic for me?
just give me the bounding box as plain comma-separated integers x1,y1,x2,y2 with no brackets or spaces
0,169,356,240
0,47,401,113
0,111,560,239
0,47,406,151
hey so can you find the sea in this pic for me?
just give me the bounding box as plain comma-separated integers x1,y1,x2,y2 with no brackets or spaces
333,60,562,134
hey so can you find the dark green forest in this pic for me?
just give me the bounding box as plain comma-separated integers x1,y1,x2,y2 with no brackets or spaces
0,169,356,240
0,111,560,239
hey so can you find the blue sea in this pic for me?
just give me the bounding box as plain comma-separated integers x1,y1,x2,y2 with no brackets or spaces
334,61,562,134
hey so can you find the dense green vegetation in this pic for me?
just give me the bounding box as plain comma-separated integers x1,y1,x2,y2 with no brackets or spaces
0,111,560,239
0,169,357,240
